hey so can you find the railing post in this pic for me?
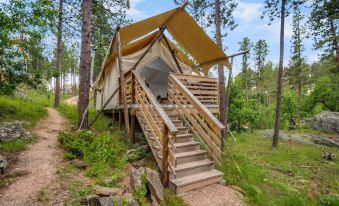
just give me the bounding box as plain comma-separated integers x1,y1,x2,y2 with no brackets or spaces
162,124,169,187
130,73,136,143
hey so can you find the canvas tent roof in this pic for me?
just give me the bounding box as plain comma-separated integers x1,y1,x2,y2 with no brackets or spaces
96,5,230,86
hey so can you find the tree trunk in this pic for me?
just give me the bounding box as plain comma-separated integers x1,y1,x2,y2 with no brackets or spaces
54,0,63,108
224,58,233,137
329,19,339,63
215,0,226,126
78,0,93,129
273,0,286,147
245,66,248,100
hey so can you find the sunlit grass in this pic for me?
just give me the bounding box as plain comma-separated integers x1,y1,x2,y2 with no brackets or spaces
221,132,339,206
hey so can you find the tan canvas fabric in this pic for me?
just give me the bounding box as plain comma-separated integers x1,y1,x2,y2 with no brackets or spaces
95,41,192,110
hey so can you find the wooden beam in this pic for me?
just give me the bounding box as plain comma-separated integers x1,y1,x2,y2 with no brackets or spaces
162,33,183,74
162,125,169,187
117,30,131,139
89,86,119,128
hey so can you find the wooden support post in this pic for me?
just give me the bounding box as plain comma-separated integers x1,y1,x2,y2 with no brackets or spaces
111,112,115,126
130,73,136,143
162,124,169,187
118,111,123,130
117,30,131,139
162,33,183,74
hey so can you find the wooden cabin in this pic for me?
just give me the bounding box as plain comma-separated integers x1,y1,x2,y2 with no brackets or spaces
93,4,230,194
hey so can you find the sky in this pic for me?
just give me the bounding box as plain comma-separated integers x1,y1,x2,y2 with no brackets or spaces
125,0,319,76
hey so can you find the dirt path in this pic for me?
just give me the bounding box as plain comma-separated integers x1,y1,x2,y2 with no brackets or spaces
63,96,78,106
0,108,67,206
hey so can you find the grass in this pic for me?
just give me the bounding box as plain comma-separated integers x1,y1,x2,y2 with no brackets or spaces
0,139,33,152
0,90,52,128
221,132,339,206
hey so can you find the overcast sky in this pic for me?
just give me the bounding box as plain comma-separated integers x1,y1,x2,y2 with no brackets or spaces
125,0,319,76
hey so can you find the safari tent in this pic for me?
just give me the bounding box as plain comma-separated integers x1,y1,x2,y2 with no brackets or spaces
93,3,231,194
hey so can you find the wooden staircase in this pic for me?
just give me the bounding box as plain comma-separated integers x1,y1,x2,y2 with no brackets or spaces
132,71,225,194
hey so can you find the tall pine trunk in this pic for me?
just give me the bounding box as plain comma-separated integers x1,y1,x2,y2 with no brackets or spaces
215,0,226,126
273,0,286,147
224,58,233,134
329,20,339,63
54,0,63,107
78,0,93,129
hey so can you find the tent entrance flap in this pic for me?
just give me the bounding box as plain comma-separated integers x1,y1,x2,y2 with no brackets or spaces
138,57,174,100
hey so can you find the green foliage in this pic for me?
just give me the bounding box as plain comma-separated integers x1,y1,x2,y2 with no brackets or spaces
0,90,51,127
132,173,149,206
304,76,338,112
222,132,339,206
0,139,32,152
281,90,298,129
161,189,187,206
127,147,152,162
58,130,127,179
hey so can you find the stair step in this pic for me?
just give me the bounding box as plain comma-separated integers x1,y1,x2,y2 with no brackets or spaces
170,170,223,194
175,150,206,164
173,159,214,178
172,120,183,127
176,126,189,134
174,141,199,153
175,133,193,143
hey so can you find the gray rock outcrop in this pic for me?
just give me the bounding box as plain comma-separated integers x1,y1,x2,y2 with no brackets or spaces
0,121,32,142
308,111,339,133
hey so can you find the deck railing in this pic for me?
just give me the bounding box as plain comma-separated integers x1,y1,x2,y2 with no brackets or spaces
168,73,225,166
133,71,178,185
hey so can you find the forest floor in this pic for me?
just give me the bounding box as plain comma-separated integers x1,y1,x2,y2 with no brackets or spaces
63,96,78,106
0,108,69,206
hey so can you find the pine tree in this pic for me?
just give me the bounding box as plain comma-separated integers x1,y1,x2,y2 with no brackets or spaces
309,0,339,62
290,5,305,123
238,37,252,100
54,0,63,107
261,0,306,147
174,0,237,127
253,39,269,104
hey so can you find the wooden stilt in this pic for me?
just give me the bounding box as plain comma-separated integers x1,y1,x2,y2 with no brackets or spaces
119,111,123,130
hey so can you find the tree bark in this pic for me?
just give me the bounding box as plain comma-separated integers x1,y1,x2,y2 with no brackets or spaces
273,0,286,147
78,0,93,129
224,58,233,138
54,0,63,108
329,19,339,63
215,0,226,126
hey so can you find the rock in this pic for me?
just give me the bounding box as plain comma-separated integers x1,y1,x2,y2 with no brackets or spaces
130,167,145,191
0,121,32,142
132,159,145,168
308,111,339,133
94,186,123,197
146,168,164,204
9,168,30,177
112,193,140,206
80,194,100,205
71,159,87,169
258,130,339,147
47,128,59,133
98,197,114,206
14,91,32,101
0,155,7,174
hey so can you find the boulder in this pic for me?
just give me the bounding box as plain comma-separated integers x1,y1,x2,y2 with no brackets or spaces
94,186,123,197
130,167,145,191
113,193,140,206
308,111,339,133
71,159,87,169
0,155,7,174
98,197,114,206
80,194,100,205
0,121,32,142
146,168,164,204
258,130,339,147
9,168,30,177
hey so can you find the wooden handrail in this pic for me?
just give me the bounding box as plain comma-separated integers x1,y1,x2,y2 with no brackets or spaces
169,74,225,132
133,71,178,135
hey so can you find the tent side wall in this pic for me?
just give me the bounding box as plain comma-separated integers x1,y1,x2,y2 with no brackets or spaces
95,41,192,111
